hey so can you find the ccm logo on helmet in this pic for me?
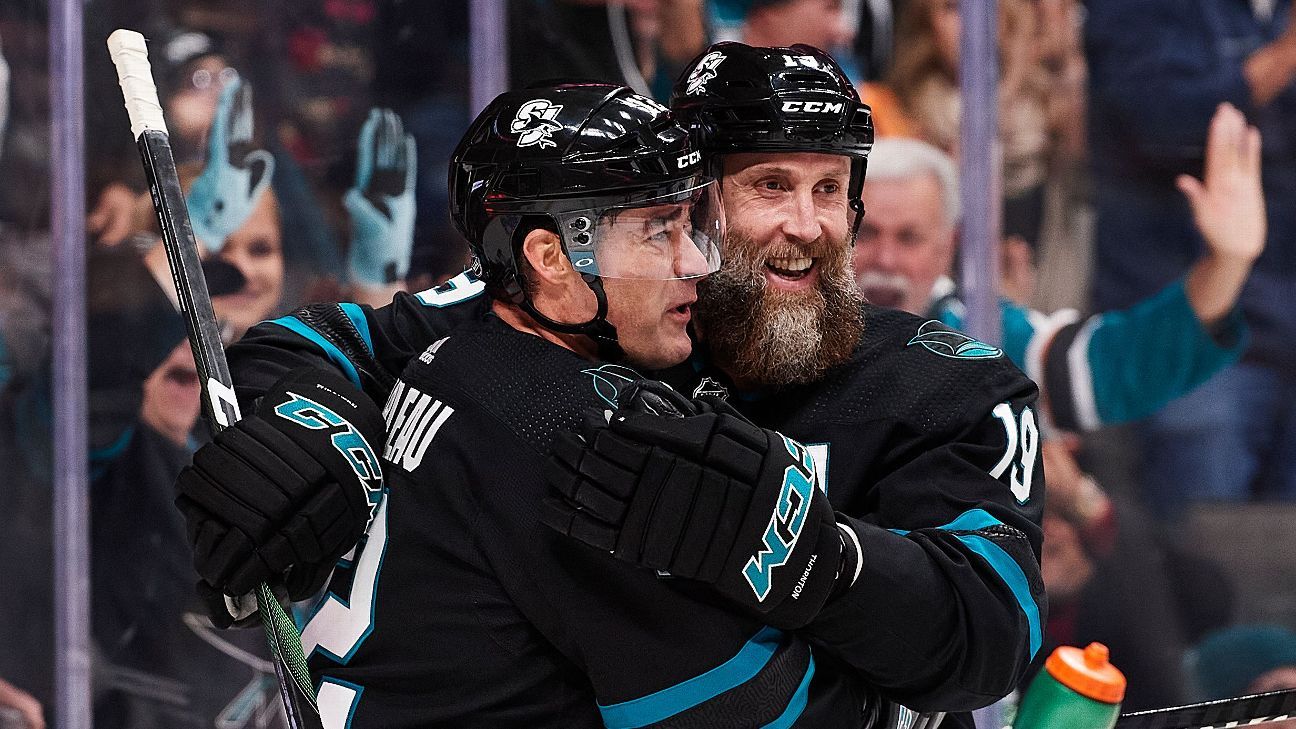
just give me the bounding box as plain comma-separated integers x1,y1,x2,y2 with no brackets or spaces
676,150,702,169
781,101,845,114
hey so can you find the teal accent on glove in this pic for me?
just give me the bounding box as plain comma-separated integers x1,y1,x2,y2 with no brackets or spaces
186,77,275,253
345,108,417,286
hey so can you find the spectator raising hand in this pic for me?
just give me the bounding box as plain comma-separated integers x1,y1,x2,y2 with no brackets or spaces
345,108,416,288
1180,102,1266,326
185,76,275,252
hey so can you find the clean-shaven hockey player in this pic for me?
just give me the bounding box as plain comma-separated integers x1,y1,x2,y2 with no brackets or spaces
177,46,1045,727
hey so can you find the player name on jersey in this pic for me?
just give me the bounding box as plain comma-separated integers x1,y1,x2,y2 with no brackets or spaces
381,379,453,472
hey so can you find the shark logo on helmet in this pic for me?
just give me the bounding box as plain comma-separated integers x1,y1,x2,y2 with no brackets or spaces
685,51,726,95
510,99,565,149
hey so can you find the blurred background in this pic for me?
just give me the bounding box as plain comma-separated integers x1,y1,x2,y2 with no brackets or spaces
1,0,1294,727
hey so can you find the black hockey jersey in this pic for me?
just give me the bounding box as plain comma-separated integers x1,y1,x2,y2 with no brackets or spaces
226,272,1045,718
658,309,1046,712
298,315,876,728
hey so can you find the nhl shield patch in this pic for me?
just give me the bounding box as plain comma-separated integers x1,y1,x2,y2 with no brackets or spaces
691,376,729,400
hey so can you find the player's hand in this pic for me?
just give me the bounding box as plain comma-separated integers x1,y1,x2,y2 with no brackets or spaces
175,367,385,608
542,386,851,629
185,77,275,253
345,108,416,285
1177,102,1265,265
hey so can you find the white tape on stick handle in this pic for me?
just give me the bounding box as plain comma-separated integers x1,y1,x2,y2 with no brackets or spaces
106,29,167,139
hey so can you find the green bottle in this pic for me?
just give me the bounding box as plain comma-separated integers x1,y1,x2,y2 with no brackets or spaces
1013,642,1127,729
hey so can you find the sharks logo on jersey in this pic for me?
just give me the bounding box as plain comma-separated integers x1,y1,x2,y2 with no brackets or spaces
743,435,817,601
685,51,726,95
510,99,564,149
907,320,1004,360
274,391,385,525
582,364,644,408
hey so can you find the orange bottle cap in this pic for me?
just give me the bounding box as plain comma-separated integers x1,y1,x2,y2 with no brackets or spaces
1044,643,1127,704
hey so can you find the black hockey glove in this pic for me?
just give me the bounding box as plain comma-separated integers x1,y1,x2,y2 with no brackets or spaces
542,381,854,629
176,367,385,608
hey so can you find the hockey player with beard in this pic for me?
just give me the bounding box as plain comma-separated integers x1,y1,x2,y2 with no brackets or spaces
544,43,1044,725
177,45,1043,727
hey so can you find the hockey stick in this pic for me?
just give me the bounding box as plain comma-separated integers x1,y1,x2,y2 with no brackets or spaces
106,29,324,729
1115,687,1296,729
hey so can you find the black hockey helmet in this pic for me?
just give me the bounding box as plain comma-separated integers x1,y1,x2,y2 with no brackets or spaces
670,42,874,240
449,82,723,351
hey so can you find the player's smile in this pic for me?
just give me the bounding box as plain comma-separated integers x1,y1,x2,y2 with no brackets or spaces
760,242,826,292
764,254,820,291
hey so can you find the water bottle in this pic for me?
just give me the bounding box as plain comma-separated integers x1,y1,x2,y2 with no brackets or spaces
1013,642,1126,729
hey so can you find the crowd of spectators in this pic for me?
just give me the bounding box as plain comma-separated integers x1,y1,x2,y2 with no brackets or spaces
1,0,1293,726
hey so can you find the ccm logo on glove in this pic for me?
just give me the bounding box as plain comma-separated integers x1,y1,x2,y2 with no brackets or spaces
274,391,385,525
745,435,817,601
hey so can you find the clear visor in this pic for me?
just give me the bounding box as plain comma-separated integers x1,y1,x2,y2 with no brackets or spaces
555,179,724,280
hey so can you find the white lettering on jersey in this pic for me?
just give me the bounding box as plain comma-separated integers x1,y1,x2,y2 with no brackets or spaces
414,271,485,307
990,403,1038,503
806,443,830,494
381,380,454,472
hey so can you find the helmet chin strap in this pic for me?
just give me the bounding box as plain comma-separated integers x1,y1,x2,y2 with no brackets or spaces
848,197,865,245
519,275,625,362
847,158,867,247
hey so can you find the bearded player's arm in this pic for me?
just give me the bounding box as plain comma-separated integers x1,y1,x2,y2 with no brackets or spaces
544,366,1044,712
801,372,1045,713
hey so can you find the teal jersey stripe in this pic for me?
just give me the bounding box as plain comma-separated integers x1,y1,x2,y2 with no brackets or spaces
938,508,1001,532
889,508,1042,659
598,627,785,729
267,315,362,389
955,533,1042,658
761,653,815,729
338,302,374,355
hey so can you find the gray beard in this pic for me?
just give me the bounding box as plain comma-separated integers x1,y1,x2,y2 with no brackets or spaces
696,232,864,388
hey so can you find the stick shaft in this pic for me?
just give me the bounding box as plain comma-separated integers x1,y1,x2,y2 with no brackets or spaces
135,121,324,729
1116,688,1296,729
137,130,241,429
